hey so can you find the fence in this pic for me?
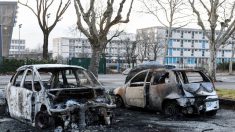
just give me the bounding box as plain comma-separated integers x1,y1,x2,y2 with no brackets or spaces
69,57,106,74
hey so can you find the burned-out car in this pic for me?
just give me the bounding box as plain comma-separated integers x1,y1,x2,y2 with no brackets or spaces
5,64,115,130
114,69,219,116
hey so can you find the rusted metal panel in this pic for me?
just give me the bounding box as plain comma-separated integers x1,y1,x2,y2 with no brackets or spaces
125,86,145,107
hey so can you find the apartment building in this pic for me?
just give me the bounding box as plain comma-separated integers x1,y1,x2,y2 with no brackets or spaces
9,39,26,57
137,26,235,67
53,33,135,64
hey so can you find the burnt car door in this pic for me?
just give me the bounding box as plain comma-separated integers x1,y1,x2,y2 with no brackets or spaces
17,69,35,121
7,69,25,118
125,70,149,108
149,70,179,109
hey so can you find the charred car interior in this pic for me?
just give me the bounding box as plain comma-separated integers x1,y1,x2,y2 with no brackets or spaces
5,64,115,130
114,69,219,116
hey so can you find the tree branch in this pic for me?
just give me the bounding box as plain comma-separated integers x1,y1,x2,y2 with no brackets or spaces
189,0,210,39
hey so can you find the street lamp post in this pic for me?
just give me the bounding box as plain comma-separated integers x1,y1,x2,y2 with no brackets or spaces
0,25,2,58
18,24,22,58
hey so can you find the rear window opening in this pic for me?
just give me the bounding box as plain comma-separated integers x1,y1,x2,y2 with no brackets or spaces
176,71,210,84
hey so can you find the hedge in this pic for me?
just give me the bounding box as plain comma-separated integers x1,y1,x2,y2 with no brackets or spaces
0,58,57,74
217,62,235,71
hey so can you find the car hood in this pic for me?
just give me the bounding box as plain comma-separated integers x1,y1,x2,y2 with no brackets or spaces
183,82,215,95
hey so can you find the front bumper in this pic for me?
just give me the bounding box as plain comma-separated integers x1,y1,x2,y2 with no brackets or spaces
49,102,116,128
177,96,219,114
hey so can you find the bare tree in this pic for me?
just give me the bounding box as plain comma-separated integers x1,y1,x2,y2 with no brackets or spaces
136,29,151,62
152,33,164,60
18,0,71,59
74,0,134,77
229,35,235,75
121,38,137,68
141,0,190,64
136,29,163,62
189,0,235,81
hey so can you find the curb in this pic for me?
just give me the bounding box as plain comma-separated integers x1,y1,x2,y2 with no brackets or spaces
219,98,235,110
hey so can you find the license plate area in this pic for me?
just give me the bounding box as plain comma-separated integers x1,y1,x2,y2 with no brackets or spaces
205,100,219,111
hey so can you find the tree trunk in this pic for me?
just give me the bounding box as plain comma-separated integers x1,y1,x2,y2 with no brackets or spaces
144,43,147,59
89,46,102,77
209,43,217,81
43,32,49,60
229,44,235,75
153,45,157,61
163,27,172,64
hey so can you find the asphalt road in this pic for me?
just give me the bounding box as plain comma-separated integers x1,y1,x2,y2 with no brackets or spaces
0,108,235,132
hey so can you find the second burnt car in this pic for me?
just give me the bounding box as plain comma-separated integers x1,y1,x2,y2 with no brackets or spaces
114,68,219,116
5,64,115,130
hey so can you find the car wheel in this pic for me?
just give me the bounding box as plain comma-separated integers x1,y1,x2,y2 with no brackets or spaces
206,110,217,116
163,101,180,116
5,104,10,116
115,95,124,108
35,111,53,129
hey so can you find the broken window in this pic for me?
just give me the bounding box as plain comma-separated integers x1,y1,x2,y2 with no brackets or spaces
152,71,170,85
76,69,90,86
13,70,25,87
185,71,210,83
23,70,33,90
38,71,52,89
33,72,41,91
176,71,210,84
65,70,78,86
37,68,100,88
130,71,148,86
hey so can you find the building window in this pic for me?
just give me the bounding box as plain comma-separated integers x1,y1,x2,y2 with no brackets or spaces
192,41,194,47
180,50,183,56
202,50,205,56
202,32,205,39
191,50,194,56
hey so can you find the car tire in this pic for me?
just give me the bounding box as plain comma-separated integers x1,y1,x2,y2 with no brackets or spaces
35,111,54,129
115,95,124,108
206,110,217,116
163,101,180,116
5,104,10,116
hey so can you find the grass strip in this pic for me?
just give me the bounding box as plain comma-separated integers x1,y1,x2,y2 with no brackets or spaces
216,89,235,100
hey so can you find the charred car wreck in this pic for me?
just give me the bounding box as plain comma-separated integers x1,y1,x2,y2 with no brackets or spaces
114,69,219,116
5,64,115,130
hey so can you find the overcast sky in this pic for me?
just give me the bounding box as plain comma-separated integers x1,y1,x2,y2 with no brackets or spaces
6,0,200,50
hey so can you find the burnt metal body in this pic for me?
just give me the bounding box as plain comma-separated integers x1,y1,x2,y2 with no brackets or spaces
5,64,115,130
125,64,175,83
115,68,219,115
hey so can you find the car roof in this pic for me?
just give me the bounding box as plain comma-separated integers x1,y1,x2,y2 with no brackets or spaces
17,64,85,71
171,68,203,72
